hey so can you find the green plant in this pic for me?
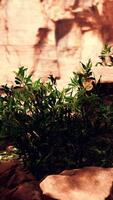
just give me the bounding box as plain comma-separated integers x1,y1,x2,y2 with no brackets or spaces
96,44,113,67
0,48,113,180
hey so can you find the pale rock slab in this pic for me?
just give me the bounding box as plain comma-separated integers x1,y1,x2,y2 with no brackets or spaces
40,167,113,200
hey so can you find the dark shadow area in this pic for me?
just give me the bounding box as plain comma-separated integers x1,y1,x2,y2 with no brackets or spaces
55,19,74,44
105,182,113,200
30,28,50,75
34,28,50,49
43,194,58,200
74,5,102,33
101,25,113,44
97,83,113,96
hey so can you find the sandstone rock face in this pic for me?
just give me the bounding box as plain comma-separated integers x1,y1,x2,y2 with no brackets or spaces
0,160,43,200
0,0,113,88
40,166,113,200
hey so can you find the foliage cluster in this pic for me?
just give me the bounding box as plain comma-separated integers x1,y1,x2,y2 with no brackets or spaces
0,46,113,179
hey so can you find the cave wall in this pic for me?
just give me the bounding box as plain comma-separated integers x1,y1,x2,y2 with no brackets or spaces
0,0,113,87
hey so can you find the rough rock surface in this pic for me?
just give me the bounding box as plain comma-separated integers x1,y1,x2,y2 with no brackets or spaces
0,0,113,87
0,160,43,200
40,166,113,200
1,161,113,200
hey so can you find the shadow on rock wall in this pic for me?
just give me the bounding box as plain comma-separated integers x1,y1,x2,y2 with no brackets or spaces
0,0,113,87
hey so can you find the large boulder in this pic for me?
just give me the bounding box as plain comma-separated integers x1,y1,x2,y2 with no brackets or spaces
40,166,113,200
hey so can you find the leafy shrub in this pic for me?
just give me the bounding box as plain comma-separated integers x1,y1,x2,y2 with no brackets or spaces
96,44,113,67
0,46,113,180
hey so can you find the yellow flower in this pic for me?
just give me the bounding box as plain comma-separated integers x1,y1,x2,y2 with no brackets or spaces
82,79,94,91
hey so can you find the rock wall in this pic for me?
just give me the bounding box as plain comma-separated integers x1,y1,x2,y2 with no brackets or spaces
0,0,113,87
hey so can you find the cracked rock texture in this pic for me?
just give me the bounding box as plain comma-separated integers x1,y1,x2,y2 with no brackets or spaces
0,0,113,87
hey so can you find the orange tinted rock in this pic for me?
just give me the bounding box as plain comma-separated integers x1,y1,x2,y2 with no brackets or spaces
0,160,43,200
0,0,113,88
40,167,113,200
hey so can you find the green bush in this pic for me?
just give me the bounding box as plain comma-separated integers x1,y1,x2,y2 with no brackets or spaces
0,46,113,180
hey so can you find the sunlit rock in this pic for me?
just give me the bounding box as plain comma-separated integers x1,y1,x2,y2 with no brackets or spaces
0,0,113,88
40,167,113,200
